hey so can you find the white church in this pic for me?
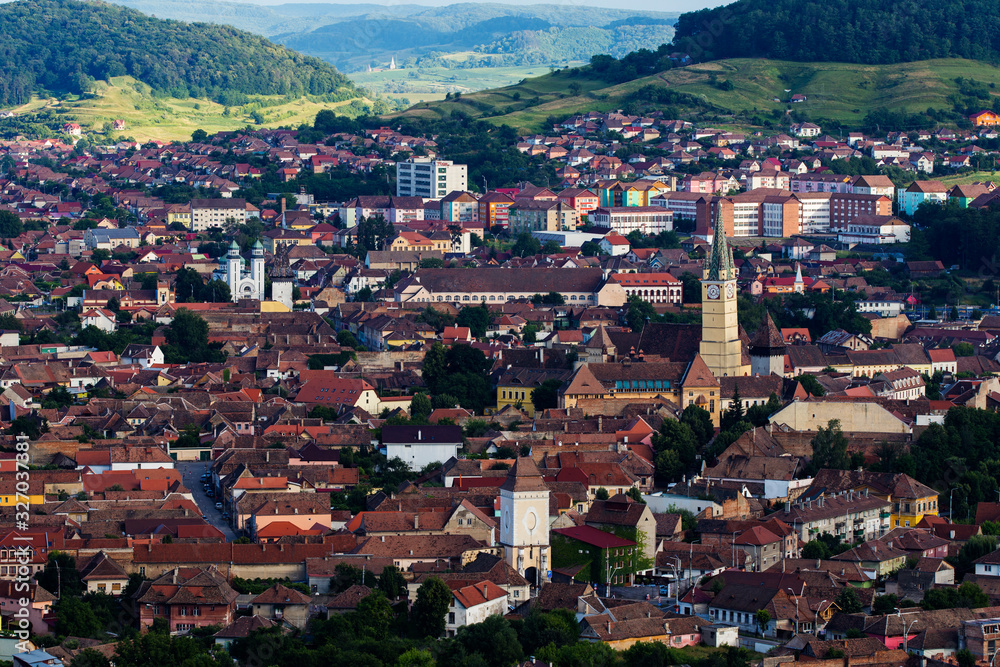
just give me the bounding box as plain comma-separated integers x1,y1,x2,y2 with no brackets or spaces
217,239,264,301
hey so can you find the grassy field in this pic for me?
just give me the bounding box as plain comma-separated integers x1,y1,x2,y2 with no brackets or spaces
390,58,1000,133
349,62,586,102
12,76,367,143
937,169,1000,185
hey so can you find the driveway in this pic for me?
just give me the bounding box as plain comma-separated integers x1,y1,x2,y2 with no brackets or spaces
178,461,238,541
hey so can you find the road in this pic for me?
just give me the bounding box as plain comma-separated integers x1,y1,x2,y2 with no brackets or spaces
178,461,238,541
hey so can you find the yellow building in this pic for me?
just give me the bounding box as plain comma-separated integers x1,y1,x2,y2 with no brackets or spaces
0,479,44,506
496,368,574,417
166,204,191,228
390,232,452,253
560,354,723,425
700,208,748,378
809,469,938,530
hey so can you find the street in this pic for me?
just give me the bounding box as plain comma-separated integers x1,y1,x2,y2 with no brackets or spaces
178,460,238,541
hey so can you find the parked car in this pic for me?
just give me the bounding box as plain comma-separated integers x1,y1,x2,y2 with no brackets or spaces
215,502,223,510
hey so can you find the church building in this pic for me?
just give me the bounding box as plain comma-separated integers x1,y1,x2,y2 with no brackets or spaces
218,240,265,302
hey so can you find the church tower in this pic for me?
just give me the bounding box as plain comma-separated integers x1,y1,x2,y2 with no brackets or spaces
270,242,295,310
700,206,743,378
749,313,786,377
226,240,241,299
251,240,265,300
499,457,550,588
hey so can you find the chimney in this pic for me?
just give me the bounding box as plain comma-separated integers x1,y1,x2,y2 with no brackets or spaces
818,495,824,508
417,429,422,441
414,514,419,530
784,502,790,514
381,535,385,542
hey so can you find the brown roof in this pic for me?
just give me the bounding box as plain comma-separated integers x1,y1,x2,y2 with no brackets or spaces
500,456,549,493
251,583,311,606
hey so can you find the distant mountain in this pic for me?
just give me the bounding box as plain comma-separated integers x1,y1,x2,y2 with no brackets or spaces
97,0,678,73
673,0,1000,64
0,0,356,107
273,3,678,71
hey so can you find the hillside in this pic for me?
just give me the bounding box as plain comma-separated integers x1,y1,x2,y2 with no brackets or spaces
274,4,677,73
1,76,385,143
94,0,677,75
674,0,1000,64
391,58,1000,132
0,0,357,108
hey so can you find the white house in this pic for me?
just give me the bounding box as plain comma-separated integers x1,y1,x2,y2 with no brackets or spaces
120,344,164,368
445,580,508,637
380,424,463,471
81,308,118,333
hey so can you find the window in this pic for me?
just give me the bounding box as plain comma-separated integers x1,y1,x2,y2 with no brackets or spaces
448,612,456,624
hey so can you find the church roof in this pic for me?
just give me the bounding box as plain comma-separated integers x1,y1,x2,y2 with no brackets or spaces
750,314,785,351
499,456,549,493
682,353,720,388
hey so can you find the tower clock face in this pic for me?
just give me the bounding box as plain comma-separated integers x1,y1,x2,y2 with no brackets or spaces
726,283,735,299
707,284,720,300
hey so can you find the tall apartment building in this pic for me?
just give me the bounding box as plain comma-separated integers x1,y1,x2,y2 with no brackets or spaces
189,198,249,232
690,190,891,238
396,158,467,198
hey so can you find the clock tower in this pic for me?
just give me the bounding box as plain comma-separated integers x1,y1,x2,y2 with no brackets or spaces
700,206,743,378
499,457,550,588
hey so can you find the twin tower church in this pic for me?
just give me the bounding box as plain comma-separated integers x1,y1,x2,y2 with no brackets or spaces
214,240,296,310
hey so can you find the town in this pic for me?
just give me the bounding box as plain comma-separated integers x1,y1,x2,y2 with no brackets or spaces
4,101,1000,667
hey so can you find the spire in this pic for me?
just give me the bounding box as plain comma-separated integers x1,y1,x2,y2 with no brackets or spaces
706,203,734,281
749,313,785,352
795,262,803,283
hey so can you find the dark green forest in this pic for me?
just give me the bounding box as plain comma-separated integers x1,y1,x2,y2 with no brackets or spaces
0,0,356,107
673,0,1000,64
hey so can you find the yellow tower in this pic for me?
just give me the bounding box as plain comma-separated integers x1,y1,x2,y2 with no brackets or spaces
700,207,744,377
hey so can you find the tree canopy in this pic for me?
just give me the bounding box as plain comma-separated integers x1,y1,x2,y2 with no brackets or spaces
0,0,356,107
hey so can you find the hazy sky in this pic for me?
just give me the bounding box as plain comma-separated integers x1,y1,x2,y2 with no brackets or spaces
244,0,731,13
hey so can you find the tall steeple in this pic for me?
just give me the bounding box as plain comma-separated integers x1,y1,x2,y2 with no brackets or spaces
700,202,744,385
705,204,736,282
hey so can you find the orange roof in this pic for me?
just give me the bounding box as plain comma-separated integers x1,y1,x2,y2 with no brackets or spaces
451,580,507,609
256,521,325,538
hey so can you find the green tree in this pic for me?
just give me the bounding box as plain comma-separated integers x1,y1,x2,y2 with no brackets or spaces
798,374,826,397
681,403,714,446
872,593,899,615
42,385,74,409
90,248,111,262
54,596,103,637
595,487,610,500
410,392,432,422
512,232,541,257
337,329,361,348
755,609,771,635
721,387,745,432
801,539,832,560
953,342,975,357
808,419,850,474
36,551,83,597
0,210,23,238
456,615,524,667
835,587,863,613
191,129,208,142
531,378,564,413
411,577,451,638
456,304,490,338
355,591,393,639
378,565,407,599
70,648,111,667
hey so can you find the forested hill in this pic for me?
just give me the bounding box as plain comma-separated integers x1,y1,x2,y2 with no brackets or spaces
673,0,1000,64
0,0,356,108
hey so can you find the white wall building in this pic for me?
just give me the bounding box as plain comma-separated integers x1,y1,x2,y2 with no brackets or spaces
190,198,248,232
396,158,467,198
590,206,673,235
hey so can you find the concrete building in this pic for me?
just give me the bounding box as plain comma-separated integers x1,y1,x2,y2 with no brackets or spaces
396,158,467,198
190,198,249,232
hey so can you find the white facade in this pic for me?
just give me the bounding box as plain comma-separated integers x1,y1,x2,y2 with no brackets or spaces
220,240,265,301
590,207,673,235
797,194,832,234
445,591,508,637
190,199,248,232
838,221,911,245
396,158,467,198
